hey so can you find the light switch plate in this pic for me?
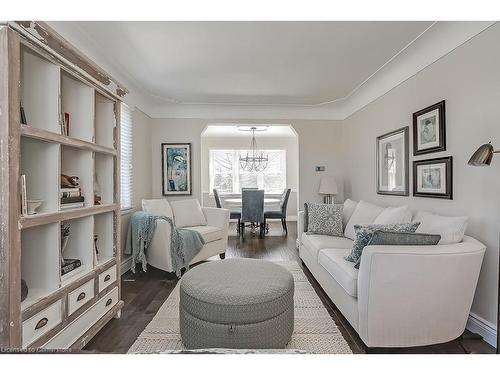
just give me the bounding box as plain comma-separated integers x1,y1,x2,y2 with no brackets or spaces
315,166,325,172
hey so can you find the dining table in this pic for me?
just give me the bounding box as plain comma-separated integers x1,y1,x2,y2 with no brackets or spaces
224,197,280,206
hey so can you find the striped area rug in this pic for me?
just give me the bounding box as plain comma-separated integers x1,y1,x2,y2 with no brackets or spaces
128,261,353,354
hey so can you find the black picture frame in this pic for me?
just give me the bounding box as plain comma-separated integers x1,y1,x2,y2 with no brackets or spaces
376,126,409,196
161,143,192,196
412,100,446,156
413,156,453,200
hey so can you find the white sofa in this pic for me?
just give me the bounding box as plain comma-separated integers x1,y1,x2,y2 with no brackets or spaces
142,199,230,273
297,202,486,348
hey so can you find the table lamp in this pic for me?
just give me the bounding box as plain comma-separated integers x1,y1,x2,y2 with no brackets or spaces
319,176,338,204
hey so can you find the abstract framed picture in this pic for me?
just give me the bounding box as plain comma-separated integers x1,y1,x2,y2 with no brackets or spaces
161,143,192,196
376,126,409,196
412,100,446,155
413,156,453,199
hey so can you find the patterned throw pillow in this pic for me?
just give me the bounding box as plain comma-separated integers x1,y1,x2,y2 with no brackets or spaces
345,222,420,266
304,203,343,237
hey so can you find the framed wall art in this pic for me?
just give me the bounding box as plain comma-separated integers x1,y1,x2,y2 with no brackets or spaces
161,143,192,196
376,126,409,196
413,156,453,199
412,100,446,155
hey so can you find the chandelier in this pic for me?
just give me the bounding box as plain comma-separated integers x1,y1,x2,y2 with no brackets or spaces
239,126,269,172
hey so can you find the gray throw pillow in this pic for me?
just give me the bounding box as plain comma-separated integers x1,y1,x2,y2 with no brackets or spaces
304,202,343,237
354,230,440,269
345,222,420,265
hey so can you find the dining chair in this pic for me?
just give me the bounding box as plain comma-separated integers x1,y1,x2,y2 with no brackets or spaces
241,189,265,238
213,189,241,233
264,188,291,235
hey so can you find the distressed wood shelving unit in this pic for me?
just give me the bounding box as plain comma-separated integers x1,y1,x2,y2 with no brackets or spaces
0,21,128,350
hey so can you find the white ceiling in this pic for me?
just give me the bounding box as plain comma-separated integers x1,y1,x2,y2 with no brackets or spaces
52,21,433,106
203,124,296,138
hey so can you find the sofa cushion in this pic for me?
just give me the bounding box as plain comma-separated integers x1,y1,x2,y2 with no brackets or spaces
304,202,343,236
344,200,385,240
342,199,358,229
170,199,207,228
413,211,468,245
373,205,412,225
318,249,359,297
142,199,173,218
301,233,353,260
184,225,223,243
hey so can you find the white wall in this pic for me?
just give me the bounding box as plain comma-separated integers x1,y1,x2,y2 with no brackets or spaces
343,23,500,330
120,108,153,257
150,119,345,213
200,131,299,216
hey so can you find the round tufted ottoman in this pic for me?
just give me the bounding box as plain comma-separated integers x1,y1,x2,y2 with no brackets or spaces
179,258,294,349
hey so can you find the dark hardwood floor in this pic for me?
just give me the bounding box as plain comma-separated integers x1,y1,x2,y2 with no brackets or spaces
83,222,495,354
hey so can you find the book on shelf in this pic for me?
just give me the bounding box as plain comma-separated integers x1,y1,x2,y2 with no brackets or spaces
60,187,81,197
20,104,27,125
20,174,27,216
60,202,85,210
93,234,99,265
60,112,70,136
61,258,81,276
60,196,85,204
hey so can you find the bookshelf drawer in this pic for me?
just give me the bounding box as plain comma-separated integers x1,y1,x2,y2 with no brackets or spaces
23,299,62,348
98,264,117,292
68,279,95,316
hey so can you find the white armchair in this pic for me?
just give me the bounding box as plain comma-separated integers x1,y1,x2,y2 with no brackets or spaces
142,199,229,273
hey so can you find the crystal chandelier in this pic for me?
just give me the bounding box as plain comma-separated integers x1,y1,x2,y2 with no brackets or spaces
239,126,269,172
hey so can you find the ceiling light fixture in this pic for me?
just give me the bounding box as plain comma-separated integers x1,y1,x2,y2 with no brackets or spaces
238,126,269,172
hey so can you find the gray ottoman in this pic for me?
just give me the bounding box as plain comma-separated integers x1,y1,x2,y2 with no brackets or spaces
179,258,294,349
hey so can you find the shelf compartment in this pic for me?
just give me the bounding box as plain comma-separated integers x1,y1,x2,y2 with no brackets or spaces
21,223,61,310
21,48,60,133
19,203,118,229
61,217,94,286
21,125,117,156
61,71,95,142
93,212,115,267
95,92,116,148
20,138,60,214
94,153,114,205
61,146,94,211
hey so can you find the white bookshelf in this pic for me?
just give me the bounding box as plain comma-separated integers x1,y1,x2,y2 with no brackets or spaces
0,24,125,350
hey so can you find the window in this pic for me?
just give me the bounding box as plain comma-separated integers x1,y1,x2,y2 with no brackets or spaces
120,103,133,209
210,150,286,194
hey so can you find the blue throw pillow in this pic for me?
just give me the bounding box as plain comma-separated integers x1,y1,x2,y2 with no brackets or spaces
345,222,420,266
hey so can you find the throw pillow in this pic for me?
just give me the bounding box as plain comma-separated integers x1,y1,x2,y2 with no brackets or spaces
355,230,441,268
343,200,385,240
345,222,420,265
170,199,207,228
304,202,343,237
342,199,358,229
373,205,412,225
413,211,468,244
142,199,173,218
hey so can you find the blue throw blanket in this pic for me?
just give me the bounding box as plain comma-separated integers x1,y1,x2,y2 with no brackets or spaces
125,211,205,277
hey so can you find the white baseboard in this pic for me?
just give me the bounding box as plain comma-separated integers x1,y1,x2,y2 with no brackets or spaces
121,256,132,275
466,312,497,348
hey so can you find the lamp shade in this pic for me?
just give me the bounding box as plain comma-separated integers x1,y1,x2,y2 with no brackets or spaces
468,142,494,166
319,176,338,195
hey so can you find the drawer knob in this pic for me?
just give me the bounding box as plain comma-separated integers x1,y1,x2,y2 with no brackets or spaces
77,292,86,301
35,317,48,330
106,298,113,307
104,274,111,282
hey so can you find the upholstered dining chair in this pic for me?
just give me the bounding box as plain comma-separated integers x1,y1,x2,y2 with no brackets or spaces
264,188,291,235
213,189,241,233
241,189,265,238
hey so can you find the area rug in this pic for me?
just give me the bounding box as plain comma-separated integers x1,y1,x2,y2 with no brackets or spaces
128,261,353,354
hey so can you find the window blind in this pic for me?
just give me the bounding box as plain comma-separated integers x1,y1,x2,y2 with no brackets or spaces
120,103,133,209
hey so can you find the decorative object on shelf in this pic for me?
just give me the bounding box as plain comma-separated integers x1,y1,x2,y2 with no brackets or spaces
61,174,79,188
21,279,28,302
468,141,499,354
162,143,192,196
318,176,338,204
20,174,27,216
60,112,70,136
413,100,446,156
94,234,100,265
61,221,71,264
26,199,44,215
94,171,102,205
238,126,269,172
20,103,27,125
413,156,453,199
376,126,409,196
